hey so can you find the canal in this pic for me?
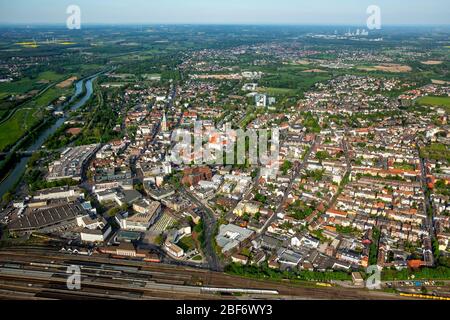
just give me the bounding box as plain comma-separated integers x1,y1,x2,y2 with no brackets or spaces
0,74,99,198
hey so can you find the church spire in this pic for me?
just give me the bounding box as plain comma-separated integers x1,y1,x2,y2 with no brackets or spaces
162,111,168,132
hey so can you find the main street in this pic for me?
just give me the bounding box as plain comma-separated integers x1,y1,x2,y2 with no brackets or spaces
182,187,223,272
418,151,436,267
260,135,319,235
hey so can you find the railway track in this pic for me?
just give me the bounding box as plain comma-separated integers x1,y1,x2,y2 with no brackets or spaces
0,247,413,300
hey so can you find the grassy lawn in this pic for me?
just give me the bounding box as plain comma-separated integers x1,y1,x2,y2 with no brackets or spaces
192,255,202,261
417,96,450,112
258,87,299,96
0,71,65,96
420,143,450,164
38,71,64,82
394,163,416,171
33,87,69,107
0,108,38,150
0,78,37,95
177,236,196,252
0,86,69,151
143,73,161,80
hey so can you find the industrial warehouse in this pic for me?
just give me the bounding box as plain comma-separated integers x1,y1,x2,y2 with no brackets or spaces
8,202,88,235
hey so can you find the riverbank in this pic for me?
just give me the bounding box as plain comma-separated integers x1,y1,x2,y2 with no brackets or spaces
0,70,109,200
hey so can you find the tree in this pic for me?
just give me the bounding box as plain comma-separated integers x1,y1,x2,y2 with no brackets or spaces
315,151,330,161
369,227,381,265
281,160,293,175
135,183,145,193
155,234,165,246
254,193,267,204
2,192,12,204
107,207,121,217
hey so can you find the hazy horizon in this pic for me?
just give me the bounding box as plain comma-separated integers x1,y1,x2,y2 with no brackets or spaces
0,0,449,26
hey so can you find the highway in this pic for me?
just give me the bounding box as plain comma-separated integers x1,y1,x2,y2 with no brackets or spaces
0,246,413,300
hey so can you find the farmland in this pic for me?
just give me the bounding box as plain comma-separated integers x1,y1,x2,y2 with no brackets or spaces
417,96,450,107
417,96,450,112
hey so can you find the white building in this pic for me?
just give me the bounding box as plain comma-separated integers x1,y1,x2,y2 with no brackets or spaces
116,200,161,232
77,215,112,243
34,186,84,201
164,240,184,258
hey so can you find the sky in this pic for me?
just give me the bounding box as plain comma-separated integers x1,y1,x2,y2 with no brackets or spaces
0,0,449,26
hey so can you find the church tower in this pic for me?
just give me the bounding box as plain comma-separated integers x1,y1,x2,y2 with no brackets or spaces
161,111,168,132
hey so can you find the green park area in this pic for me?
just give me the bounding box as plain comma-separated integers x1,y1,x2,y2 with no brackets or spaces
0,71,66,96
420,143,450,164
258,87,298,96
177,236,197,252
0,108,39,151
417,96,450,112
258,65,332,96
0,78,72,151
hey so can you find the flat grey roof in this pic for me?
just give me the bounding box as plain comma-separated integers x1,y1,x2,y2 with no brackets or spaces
9,203,86,232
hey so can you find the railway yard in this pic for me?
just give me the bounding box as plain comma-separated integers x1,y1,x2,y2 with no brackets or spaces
0,246,419,300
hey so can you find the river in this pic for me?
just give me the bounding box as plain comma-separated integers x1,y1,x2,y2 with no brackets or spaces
0,74,99,198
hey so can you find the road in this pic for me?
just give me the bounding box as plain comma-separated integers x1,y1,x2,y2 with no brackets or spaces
323,129,352,211
182,187,223,272
341,128,352,172
418,150,436,267
260,135,319,235
419,156,434,233
161,84,224,272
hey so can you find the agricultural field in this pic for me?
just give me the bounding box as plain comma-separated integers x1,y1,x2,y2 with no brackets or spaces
357,64,413,73
259,69,331,95
0,108,41,151
0,85,71,151
417,96,450,112
257,87,299,96
0,78,38,96
0,71,66,97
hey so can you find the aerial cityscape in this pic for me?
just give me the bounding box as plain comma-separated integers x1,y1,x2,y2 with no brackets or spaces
0,0,449,305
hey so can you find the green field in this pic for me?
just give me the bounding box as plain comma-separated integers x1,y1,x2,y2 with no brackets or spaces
420,143,450,164
0,71,66,97
0,108,39,150
38,71,65,82
258,87,299,96
0,86,70,151
0,78,37,95
417,96,450,112
259,68,331,95
33,87,69,107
